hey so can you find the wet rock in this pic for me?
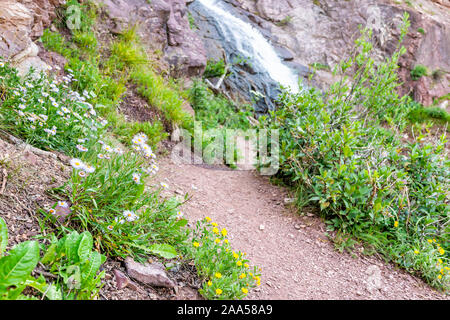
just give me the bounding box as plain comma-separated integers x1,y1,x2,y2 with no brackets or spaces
125,257,176,288
274,45,294,61
217,0,450,107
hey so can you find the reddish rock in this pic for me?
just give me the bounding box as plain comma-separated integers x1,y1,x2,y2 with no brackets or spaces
125,257,176,288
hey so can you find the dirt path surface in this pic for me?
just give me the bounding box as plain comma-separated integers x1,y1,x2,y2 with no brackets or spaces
156,152,448,300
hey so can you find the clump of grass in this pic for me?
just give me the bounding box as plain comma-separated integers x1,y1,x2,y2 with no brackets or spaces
407,101,450,125
410,64,428,80
203,58,227,79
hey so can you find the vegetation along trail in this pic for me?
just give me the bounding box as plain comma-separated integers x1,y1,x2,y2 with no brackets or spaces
155,154,447,300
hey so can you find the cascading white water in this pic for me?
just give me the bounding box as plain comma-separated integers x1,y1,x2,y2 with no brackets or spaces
196,0,300,93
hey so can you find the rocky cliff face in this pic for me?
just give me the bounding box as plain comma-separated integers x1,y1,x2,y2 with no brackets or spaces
95,0,207,78
222,0,449,107
0,0,65,76
0,0,206,79
1,0,448,109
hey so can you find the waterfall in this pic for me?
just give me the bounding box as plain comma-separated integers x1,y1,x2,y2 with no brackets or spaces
196,0,300,94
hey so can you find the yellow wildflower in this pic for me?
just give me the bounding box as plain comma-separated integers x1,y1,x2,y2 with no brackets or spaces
237,260,242,267
205,216,212,222
239,273,246,279
215,238,220,244
212,222,218,227
439,248,445,255
221,228,227,237
414,250,419,254
212,227,219,234
207,280,212,286
215,272,222,279
241,288,248,294
438,275,442,280
233,252,239,259
193,242,200,248
224,239,229,244
216,288,222,295
244,263,249,268
428,239,433,244
394,221,398,228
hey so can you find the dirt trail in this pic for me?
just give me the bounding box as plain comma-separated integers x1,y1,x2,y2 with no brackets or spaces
156,152,448,300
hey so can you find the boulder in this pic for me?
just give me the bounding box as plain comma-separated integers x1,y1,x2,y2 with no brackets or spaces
125,257,176,288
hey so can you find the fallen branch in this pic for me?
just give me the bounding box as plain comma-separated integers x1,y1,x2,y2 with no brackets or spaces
0,168,6,195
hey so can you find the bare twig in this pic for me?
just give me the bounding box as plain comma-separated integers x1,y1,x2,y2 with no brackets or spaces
0,168,6,195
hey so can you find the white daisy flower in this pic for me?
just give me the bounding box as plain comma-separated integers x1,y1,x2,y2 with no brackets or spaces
61,107,70,113
123,210,138,222
132,173,141,184
102,145,112,152
58,201,69,208
18,104,26,110
107,225,113,231
160,182,169,189
84,164,95,173
76,144,88,152
115,217,125,224
97,153,104,159
43,128,56,136
78,171,87,178
176,211,184,220
70,158,85,170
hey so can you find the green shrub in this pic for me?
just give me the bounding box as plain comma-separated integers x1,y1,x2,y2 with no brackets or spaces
411,64,428,80
0,217,105,300
203,59,227,79
0,63,105,155
258,14,449,290
187,217,261,300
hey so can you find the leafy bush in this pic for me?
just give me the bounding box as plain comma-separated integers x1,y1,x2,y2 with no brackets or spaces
258,14,449,290
203,59,227,79
187,217,261,300
0,62,106,155
411,64,428,81
0,217,104,300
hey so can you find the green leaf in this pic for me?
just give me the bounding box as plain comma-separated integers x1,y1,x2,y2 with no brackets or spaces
81,251,102,284
64,231,80,263
0,241,40,288
41,243,57,265
148,243,178,259
0,217,7,257
77,232,93,262
24,276,62,300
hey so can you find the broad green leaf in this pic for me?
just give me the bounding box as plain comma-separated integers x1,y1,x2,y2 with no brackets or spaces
40,243,57,265
0,241,39,288
64,231,80,263
0,217,7,257
25,276,62,300
149,243,178,259
81,251,102,284
77,232,93,262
